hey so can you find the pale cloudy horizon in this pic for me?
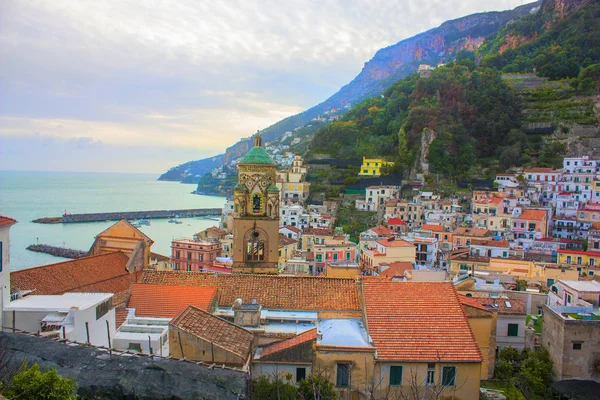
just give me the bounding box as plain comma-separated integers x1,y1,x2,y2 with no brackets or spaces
0,0,528,174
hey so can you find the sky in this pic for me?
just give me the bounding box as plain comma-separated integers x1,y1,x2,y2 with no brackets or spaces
0,0,527,174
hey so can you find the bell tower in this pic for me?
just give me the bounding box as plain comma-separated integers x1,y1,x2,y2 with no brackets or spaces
232,131,280,274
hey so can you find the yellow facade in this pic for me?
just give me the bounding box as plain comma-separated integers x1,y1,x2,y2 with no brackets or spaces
558,250,600,268
88,219,154,268
278,241,298,269
462,304,496,380
358,157,395,176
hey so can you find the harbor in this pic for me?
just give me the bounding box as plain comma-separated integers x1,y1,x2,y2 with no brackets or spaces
32,208,223,224
26,244,87,259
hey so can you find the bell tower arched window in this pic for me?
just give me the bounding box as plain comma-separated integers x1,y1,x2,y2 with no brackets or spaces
245,227,267,261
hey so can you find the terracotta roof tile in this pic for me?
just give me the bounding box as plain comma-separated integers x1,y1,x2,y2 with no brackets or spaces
387,218,405,225
453,227,491,237
363,279,482,362
303,228,334,236
516,209,547,221
379,262,414,277
140,271,360,311
421,224,444,232
115,308,130,329
0,216,17,226
129,283,217,318
11,252,132,296
170,305,254,359
473,297,526,314
281,225,302,233
375,237,414,248
524,167,557,173
279,234,299,247
259,328,317,359
458,295,490,312
370,226,393,236
471,239,510,248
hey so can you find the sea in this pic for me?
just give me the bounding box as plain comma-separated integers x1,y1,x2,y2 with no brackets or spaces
0,171,227,270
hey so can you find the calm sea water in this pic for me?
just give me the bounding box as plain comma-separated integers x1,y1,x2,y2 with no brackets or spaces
0,171,226,270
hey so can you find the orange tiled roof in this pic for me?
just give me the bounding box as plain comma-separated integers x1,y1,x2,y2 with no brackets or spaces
387,218,405,225
279,234,299,247
517,209,546,221
524,167,557,173
363,279,482,362
375,237,414,247
11,252,131,296
473,297,526,314
170,305,254,359
458,295,490,312
259,328,317,359
453,227,491,237
379,262,414,277
115,308,129,329
128,283,217,318
370,225,393,236
140,271,360,311
471,239,509,248
0,216,17,226
303,227,334,236
281,225,302,233
421,224,444,232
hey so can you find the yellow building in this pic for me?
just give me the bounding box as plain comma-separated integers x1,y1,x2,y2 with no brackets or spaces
358,157,395,176
459,295,497,380
360,237,416,270
88,219,154,268
558,249,600,269
278,235,298,270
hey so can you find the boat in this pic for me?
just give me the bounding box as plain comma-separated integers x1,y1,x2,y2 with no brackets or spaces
173,220,183,224
138,219,151,226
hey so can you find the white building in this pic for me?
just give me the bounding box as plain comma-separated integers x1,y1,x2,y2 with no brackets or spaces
280,204,309,230
3,292,115,347
113,310,170,356
0,216,17,331
356,186,400,212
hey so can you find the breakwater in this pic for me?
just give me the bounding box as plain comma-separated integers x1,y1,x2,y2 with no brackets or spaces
26,244,88,259
32,208,222,224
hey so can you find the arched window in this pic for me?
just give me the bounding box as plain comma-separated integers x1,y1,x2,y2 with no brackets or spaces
245,228,267,261
252,194,262,213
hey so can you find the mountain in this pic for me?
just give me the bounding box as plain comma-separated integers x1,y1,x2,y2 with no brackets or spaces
305,0,599,193
159,1,541,182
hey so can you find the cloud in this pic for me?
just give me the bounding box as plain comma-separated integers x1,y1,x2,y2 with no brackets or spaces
0,0,528,172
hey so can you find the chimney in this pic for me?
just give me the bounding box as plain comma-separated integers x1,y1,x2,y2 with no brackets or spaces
233,299,262,328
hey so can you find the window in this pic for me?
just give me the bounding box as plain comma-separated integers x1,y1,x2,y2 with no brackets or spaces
577,257,582,265
245,229,265,261
316,254,323,262
175,250,181,259
507,323,519,337
566,256,572,264
333,253,338,261
187,265,191,271
389,366,403,386
426,364,435,385
296,367,306,382
128,342,142,352
187,252,192,261
572,342,582,350
336,364,350,387
346,252,351,261
441,366,456,386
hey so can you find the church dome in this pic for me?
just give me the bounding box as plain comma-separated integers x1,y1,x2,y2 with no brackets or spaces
239,146,275,165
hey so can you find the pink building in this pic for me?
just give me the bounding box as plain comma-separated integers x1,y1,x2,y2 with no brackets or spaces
170,239,222,271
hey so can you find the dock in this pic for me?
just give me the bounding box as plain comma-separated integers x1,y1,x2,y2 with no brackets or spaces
26,244,88,259
32,208,222,224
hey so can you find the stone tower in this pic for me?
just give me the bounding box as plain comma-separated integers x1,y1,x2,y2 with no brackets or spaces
232,132,280,274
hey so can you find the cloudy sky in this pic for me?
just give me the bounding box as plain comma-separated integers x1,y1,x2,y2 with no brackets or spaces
0,0,527,174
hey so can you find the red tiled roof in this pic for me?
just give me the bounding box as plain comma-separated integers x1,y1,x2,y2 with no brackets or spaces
303,227,334,236
559,249,600,257
363,279,482,362
370,226,393,236
115,308,129,329
128,283,217,318
471,239,509,248
517,209,547,221
375,237,414,248
473,297,526,314
279,234,299,247
281,225,302,233
458,295,490,312
453,227,491,237
387,218,405,225
379,262,414,277
421,224,444,232
259,328,317,359
0,216,17,226
170,305,254,359
140,271,360,311
11,252,132,296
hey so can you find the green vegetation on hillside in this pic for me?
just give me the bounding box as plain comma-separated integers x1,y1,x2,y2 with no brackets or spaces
480,0,600,81
308,64,523,179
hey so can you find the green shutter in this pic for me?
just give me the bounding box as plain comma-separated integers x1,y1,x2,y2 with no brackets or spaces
508,323,519,337
390,366,403,386
442,366,456,386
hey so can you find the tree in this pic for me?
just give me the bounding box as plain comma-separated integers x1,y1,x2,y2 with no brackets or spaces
2,362,78,400
297,370,337,400
253,373,297,400
495,347,556,400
